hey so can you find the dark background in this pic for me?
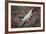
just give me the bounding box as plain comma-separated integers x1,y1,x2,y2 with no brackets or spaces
11,6,41,28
